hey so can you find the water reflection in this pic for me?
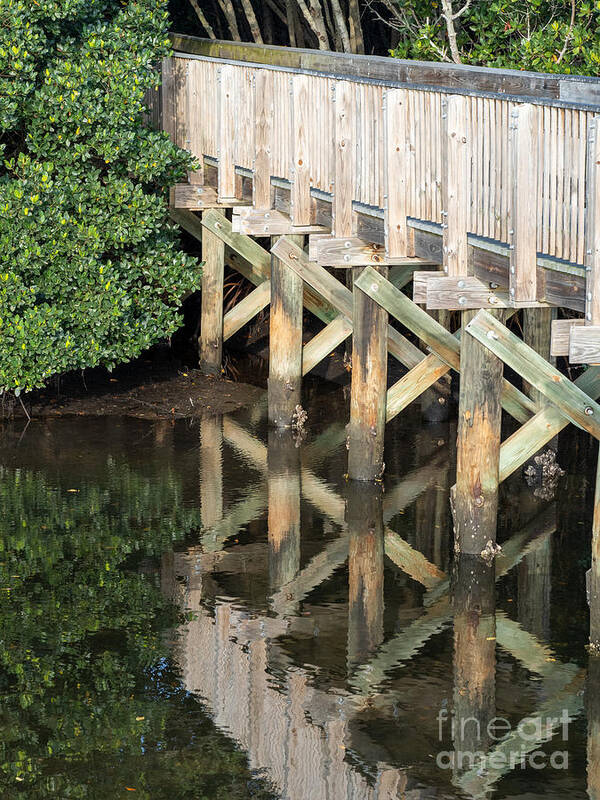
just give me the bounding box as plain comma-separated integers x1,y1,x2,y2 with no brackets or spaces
0,408,595,798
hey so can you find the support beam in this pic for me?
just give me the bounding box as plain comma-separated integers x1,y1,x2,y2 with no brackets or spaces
309,235,434,267
467,310,600,440
353,267,535,424
348,265,388,480
223,281,271,341
172,184,248,209
199,210,225,375
591,444,600,653
268,234,304,427
453,311,504,554
233,207,327,236
499,367,600,482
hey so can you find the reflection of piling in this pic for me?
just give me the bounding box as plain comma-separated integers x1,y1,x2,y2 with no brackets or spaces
199,211,225,375
588,655,600,799
200,415,223,530
346,483,385,669
268,428,301,590
453,311,503,555
452,553,496,771
268,235,304,428
347,266,389,481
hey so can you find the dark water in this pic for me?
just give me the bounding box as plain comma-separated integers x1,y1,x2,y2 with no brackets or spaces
0,383,597,799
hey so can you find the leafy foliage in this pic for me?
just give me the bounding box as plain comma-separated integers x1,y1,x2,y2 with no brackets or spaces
387,0,600,73
0,0,201,395
0,462,275,798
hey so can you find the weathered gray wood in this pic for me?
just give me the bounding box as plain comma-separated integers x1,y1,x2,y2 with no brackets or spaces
172,184,249,209
253,69,274,209
233,207,327,235
510,103,539,303
523,306,556,406
170,34,600,110
426,275,511,310
467,310,600,440
348,265,388,481
199,210,225,375
354,267,535,423
217,64,237,200
500,367,600,481
442,95,469,276
454,310,504,554
223,281,271,341
569,324,600,364
383,88,408,257
200,416,223,531
291,74,312,226
550,317,585,356
268,234,304,427
302,315,352,375
586,115,600,324
311,235,433,267
333,79,354,238
591,446,600,652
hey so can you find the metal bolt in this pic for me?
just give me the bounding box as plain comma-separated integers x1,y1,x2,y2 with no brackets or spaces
588,292,593,301
488,295,498,305
510,287,515,296
344,254,351,263
371,282,378,292
487,329,499,340
510,266,515,274
509,229,514,235
458,296,467,305
586,406,595,416
457,279,466,289
588,312,593,320
489,282,499,289
345,241,352,248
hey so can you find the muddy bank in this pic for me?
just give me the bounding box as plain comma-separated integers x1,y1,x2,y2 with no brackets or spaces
7,358,265,421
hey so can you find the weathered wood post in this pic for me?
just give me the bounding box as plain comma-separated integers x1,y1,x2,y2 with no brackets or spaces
588,651,600,798
452,553,496,778
453,311,504,555
199,210,225,375
346,483,385,669
590,446,600,653
268,234,304,428
267,428,301,590
348,265,389,481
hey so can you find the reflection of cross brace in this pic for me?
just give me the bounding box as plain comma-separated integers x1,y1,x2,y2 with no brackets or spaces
350,505,567,694
219,416,447,612
353,267,600,480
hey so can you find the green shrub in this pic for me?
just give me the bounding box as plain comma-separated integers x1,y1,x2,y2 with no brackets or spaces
0,0,201,396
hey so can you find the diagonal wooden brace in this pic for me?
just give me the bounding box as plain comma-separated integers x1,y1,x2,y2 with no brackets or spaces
353,266,536,425
467,310,600,440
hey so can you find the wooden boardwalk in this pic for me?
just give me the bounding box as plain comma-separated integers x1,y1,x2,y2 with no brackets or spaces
151,34,600,648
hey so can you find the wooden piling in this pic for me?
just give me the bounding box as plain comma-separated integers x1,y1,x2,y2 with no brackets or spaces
268,234,304,427
588,654,600,798
348,266,389,481
199,210,225,376
523,307,556,408
590,444,600,653
346,483,385,669
268,428,301,590
452,553,496,775
453,311,504,555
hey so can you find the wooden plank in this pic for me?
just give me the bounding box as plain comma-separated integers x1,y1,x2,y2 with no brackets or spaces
218,64,237,200
425,275,511,310
510,103,539,303
271,237,425,370
232,207,327,235
467,309,600,440
302,316,352,375
442,95,469,276
253,69,274,209
291,75,312,225
355,268,535,423
550,317,585,356
591,450,600,651
499,366,600,481
333,80,354,238
312,236,434,267
569,324,600,364
586,115,600,324
223,281,271,341
173,184,248,209
384,88,408,257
